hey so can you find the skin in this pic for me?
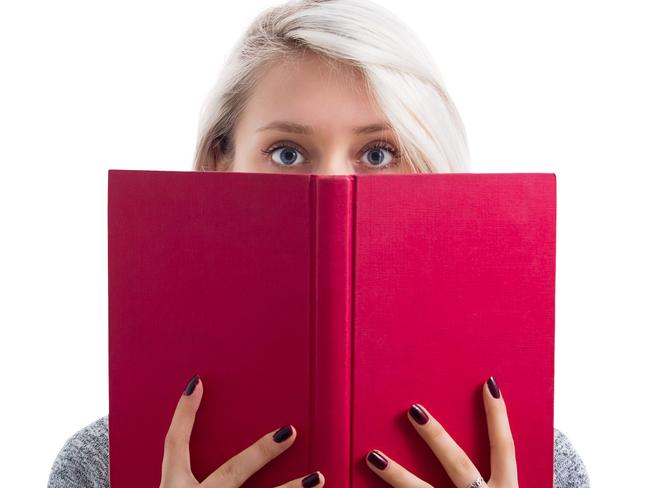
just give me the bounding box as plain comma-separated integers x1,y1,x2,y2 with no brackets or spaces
160,53,518,488
224,52,411,175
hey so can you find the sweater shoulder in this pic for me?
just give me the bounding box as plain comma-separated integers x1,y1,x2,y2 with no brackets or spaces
47,415,109,488
553,427,591,488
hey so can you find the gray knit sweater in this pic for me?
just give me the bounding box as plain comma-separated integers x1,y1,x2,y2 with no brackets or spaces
47,415,591,487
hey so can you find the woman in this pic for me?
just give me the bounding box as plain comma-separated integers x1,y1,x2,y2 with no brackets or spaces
48,1,591,487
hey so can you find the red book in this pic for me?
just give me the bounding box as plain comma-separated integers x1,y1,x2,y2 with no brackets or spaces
108,170,556,488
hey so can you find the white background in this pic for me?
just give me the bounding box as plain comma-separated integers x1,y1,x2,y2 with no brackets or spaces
1,1,648,486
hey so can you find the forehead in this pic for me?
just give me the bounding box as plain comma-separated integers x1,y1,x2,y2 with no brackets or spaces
241,53,385,130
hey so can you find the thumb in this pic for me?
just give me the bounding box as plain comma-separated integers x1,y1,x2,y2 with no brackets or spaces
161,374,203,481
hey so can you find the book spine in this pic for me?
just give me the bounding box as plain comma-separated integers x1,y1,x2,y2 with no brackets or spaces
308,176,354,487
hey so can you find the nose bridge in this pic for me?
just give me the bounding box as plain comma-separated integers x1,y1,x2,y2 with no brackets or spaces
317,145,352,175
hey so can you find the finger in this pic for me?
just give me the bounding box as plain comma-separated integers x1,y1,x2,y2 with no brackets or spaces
161,374,203,479
365,449,433,488
407,403,483,488
202,424,297,488
273,470,325,488
484,376,518,485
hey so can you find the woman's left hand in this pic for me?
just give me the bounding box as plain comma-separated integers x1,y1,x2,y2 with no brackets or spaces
365,376,518,488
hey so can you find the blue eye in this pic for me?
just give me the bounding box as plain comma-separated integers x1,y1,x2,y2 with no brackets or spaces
361,147,393,168
263,144,306,166
261,141,400,170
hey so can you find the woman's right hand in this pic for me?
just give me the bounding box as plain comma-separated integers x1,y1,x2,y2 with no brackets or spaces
160,374,324,488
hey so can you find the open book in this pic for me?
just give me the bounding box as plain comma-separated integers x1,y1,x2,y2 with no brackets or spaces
108,170,556,488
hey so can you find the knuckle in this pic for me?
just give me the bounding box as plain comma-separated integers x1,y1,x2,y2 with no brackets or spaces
164,430,188,451
505,440,517,457
428,423,447,442
491,477,517,488
451,451,474,475
499,405,511,421
491,437,516,456
163,432,178,450
394,470,412,486
257,437,280,460
220,459,246,485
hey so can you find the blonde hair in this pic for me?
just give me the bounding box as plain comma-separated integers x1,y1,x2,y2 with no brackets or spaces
193,0,470,173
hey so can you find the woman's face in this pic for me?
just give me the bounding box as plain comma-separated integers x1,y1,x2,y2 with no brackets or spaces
226,53,410,175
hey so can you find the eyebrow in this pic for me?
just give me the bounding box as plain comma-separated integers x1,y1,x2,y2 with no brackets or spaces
255,120,393,135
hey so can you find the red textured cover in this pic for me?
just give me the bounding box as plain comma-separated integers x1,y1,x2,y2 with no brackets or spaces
108,170,555,488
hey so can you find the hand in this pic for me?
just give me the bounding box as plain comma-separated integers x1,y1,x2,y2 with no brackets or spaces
159,374,325,488
365,376,517,488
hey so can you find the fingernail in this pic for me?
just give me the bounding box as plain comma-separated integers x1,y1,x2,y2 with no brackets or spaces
273,424,293,443
301,472,321,487
487,376,501,399
183,374,200,396
408,403,429,425
367,450,388,470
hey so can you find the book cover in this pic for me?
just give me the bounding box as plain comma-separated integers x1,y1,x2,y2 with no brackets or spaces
108,170,555,488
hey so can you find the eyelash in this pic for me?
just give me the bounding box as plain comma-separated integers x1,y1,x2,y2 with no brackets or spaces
260,140,401,170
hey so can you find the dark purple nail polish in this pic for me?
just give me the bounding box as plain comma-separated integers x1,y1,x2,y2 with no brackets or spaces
487,376,501,399
301,472,321,487
408,403,429,425
367,450,388,470
273,424,293,443
183,374,200,396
